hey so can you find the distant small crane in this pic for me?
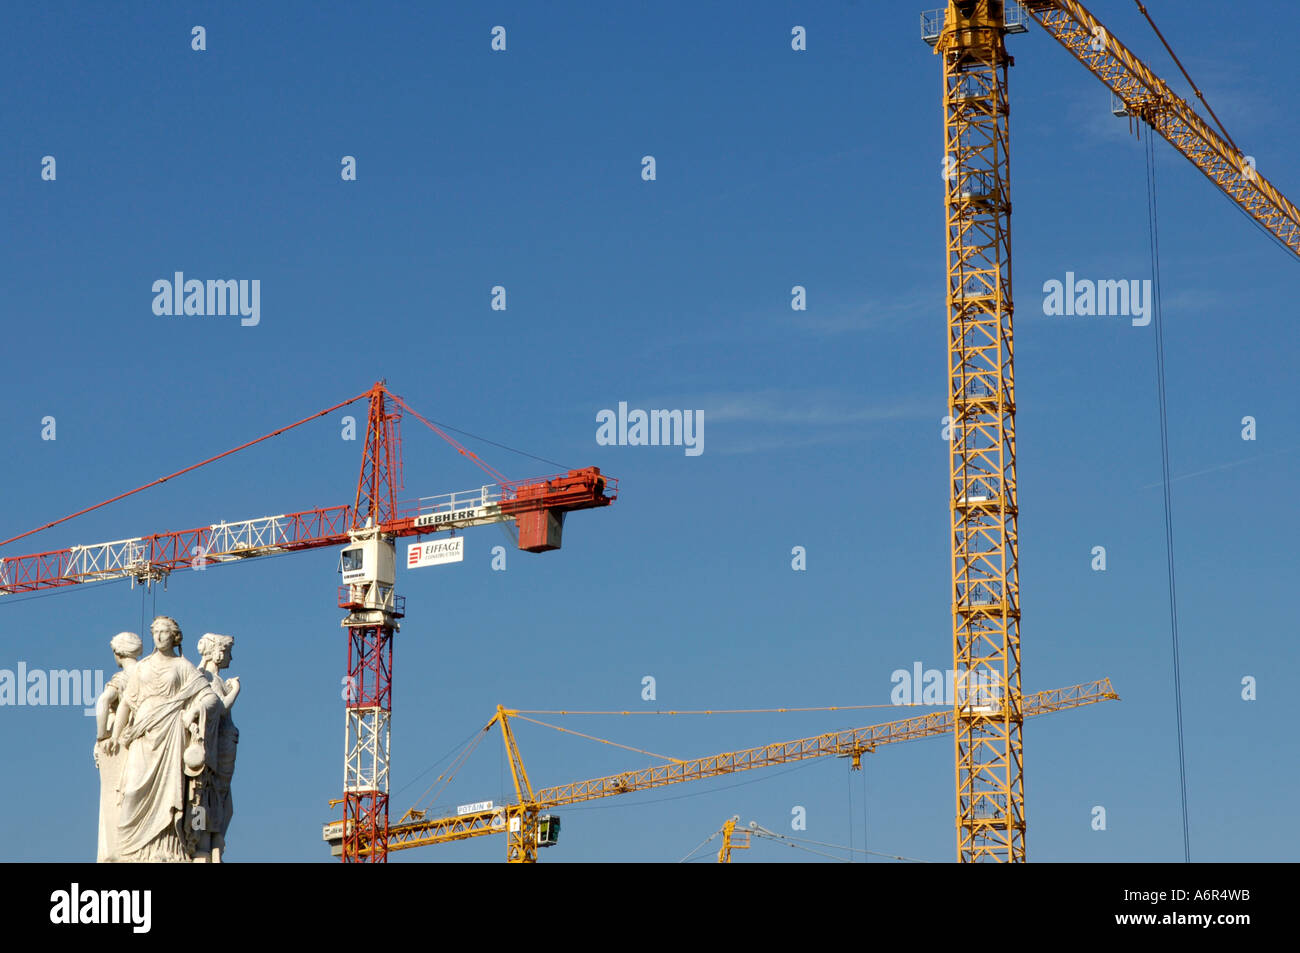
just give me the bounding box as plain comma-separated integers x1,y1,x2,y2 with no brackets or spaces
335,678,1118,861
716,817,752,863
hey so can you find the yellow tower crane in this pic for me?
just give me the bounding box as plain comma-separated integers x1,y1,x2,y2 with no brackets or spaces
327,678,1118,861
925,0,1300,862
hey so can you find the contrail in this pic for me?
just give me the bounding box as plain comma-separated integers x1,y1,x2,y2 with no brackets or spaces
1140,445,1297,489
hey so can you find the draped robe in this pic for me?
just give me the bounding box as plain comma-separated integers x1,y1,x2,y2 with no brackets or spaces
116,652,220,862
198,669,238,849
95,670,129,862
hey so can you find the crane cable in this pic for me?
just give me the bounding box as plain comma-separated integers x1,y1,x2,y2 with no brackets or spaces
744,825,931,864
509,714,687,765
400,712,697,819
399,709,815,819
0,385,565,555
390,724,487,807
562,760,828,816
844,754,870,862
1128,1,1299,264
399,703,918,819
138,584,158,642
1132,1,1238,155
1144,124,1192,865
677,830,723,864
514,704,902,715
0,388,373,550
389,391,573,485
846,763,853,864
399,725,492,819
862,748,869,862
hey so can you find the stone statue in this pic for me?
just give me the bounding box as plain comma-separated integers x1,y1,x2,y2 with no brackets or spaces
194,633,240,863
93,631,143,862
108,616,224,862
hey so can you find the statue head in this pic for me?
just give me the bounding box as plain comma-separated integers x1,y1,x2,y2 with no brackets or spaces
150,616,182,654
196,633,234,669
110,631,143,666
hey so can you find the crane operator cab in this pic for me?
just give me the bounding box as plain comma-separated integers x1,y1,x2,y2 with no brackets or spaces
537,814,560,848
338,536,397,618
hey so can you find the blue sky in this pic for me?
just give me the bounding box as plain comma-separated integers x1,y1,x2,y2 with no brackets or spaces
2,0,1297,863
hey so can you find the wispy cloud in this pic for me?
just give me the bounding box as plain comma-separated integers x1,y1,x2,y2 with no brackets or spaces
696,391,928,426
632,290,937,359
713,430,869,456
772,292,934,337
1158,287,1227,317
1138,445,1297,489
620,389,932,454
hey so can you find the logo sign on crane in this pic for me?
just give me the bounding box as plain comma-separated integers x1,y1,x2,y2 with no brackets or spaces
406,537,465,569
456,800,494,816
414,506,485,529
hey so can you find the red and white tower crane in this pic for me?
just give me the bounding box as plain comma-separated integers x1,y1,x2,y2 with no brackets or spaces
0,381,618,862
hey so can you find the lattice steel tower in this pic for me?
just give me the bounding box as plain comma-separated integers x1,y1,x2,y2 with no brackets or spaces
339,383,404,862
927,0,1026,862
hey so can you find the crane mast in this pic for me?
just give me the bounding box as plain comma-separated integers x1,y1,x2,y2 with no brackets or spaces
925,0,1300,863
933,0,1025,863
9,2,1292,866
340,384,404,863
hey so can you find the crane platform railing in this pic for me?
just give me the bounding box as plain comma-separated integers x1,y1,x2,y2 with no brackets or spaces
394,469,617,523
0,505,354,594
923,2,1029,46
